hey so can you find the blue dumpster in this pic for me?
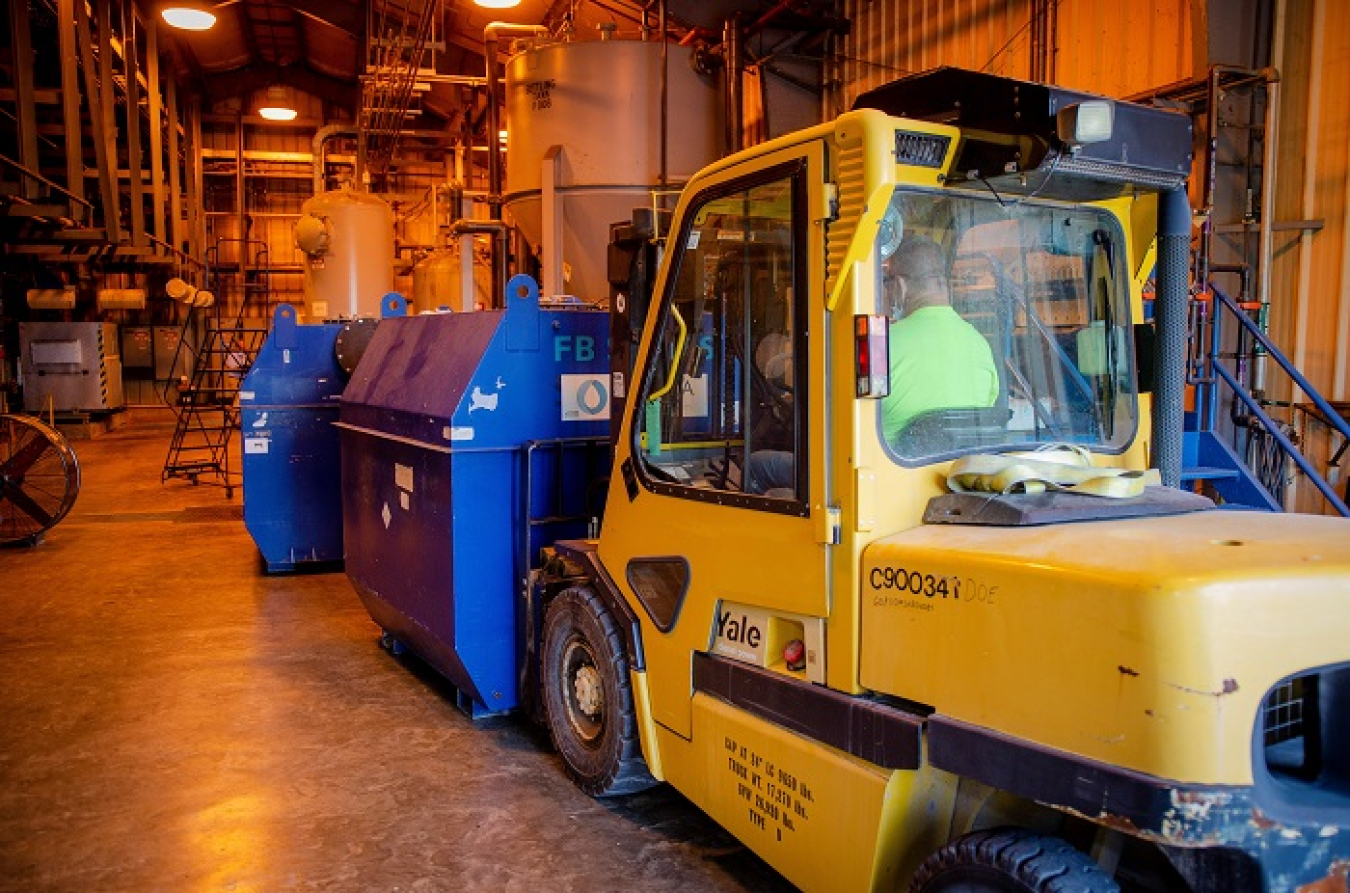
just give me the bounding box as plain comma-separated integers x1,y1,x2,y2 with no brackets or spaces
239,304,350,573
240,298,408,573
340,276,610,716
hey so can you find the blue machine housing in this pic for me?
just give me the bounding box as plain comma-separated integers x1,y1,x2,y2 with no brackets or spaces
240,299,407,572
340,276,611,716
240,304,349,572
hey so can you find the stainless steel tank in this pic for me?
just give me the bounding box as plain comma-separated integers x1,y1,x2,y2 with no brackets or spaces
295,189,395,319
504,37,719,299
411,243,493,314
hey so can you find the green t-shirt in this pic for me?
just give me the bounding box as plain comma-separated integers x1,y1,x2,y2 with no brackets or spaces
882,306,999,441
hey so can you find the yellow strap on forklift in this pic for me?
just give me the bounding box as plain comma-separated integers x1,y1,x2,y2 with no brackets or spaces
948,446,1161,499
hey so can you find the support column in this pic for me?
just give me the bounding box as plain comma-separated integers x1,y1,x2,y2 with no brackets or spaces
9,0,41,199
56,0,87,221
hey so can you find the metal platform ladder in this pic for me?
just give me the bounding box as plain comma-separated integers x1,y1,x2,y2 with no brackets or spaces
161,238,270,497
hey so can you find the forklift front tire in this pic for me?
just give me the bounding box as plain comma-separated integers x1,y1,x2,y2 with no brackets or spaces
541,586,656,798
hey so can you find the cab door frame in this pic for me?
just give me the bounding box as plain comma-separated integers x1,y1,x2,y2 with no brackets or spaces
597,137,834,742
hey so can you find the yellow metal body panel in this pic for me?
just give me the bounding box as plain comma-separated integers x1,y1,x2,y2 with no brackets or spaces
598,137,833,742
860,510,1350,785
654,695,957,893
583,92,1350,893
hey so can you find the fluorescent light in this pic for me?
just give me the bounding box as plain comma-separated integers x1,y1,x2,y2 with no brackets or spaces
161,6,216,30
259,106,299,121
474,0,522,8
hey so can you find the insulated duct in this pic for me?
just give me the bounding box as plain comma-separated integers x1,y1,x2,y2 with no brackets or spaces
1152,188,1191,488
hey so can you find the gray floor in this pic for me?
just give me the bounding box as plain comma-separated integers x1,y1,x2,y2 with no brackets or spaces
0,409,793,893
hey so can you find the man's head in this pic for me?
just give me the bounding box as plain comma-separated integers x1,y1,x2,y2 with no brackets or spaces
887,234,950,318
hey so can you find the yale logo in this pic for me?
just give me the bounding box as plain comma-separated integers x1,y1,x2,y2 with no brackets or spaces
712,604,768,664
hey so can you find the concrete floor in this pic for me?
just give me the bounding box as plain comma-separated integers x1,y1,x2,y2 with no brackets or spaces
0,409,794,893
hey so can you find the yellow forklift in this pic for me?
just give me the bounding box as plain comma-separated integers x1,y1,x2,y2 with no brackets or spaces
528,68,1350,892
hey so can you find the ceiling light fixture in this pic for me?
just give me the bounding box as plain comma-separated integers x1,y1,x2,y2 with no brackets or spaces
161,4,217,30
259,85,298,122
473,0,522,8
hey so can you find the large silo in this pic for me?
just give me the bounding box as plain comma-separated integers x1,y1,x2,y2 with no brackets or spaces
295,189,396,320
503,36,720,300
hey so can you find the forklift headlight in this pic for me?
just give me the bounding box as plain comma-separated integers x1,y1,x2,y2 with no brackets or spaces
1056,100,1114,150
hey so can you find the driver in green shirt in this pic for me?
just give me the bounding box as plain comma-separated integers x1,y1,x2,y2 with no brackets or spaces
882,235,1000,443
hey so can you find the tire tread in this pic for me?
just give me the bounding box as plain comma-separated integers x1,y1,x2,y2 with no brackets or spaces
910,828,1119,893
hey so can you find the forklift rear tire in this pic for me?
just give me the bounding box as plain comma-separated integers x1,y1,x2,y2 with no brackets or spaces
541,586,657,798
910,828,1119,892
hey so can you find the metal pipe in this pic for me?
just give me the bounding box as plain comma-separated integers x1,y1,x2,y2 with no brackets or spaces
450,218,511,307
1153,188,1191,488
723,14,743,155
311,125,358,195
1256,69,1280,392
659,0,667,188
484,22,550,221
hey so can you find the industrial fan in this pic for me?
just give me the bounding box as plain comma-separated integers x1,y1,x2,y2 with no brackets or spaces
0,414,81,545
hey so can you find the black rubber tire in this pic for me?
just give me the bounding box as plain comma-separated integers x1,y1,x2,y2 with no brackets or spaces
541,586,657,797
910,828,1120,893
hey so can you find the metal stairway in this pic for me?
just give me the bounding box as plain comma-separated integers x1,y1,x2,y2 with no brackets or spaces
161,238,270,497
1139,68,1349,515
160,322,266,497
1183,280,1350,515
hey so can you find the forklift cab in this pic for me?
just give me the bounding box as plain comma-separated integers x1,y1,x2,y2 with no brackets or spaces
879,188,1138,465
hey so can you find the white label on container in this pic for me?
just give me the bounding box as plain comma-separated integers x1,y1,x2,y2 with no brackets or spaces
394,463,414,493
682,376,708,418
450,427,475,442
243,437,269,454
611,371,626,400
561,374,608,421
239,390,256,402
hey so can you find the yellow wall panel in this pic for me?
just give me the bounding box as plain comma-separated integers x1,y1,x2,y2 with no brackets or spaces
832,0,1195,112
1266,0,1350,512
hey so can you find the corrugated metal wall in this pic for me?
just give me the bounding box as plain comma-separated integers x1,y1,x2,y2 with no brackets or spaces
1052,1,1195,97
1266,0,1350,511
830,0,1197,114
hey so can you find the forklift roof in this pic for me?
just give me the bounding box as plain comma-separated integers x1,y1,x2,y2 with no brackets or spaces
854,67,1193,200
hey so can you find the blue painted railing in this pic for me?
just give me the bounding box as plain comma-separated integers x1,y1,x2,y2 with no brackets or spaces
1194,282,1350,516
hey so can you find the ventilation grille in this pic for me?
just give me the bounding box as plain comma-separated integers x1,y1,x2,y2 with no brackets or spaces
894,131,950,169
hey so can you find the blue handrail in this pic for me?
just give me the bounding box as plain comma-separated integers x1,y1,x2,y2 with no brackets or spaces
1200,281,1350,516
1210,362,1349,515
1210,283,1350,444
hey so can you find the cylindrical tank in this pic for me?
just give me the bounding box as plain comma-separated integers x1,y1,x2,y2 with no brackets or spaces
411,242,493,314
295,189,395,319
504,37,719,300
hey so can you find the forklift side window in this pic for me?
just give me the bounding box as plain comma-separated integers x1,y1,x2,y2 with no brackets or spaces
633,163,807,512
879,190,1137,463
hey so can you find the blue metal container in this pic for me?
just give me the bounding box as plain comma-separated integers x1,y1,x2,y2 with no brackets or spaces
340,276,610,716
239,305,348,573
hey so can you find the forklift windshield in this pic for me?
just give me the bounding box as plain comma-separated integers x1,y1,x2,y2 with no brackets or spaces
877,189,1136,463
